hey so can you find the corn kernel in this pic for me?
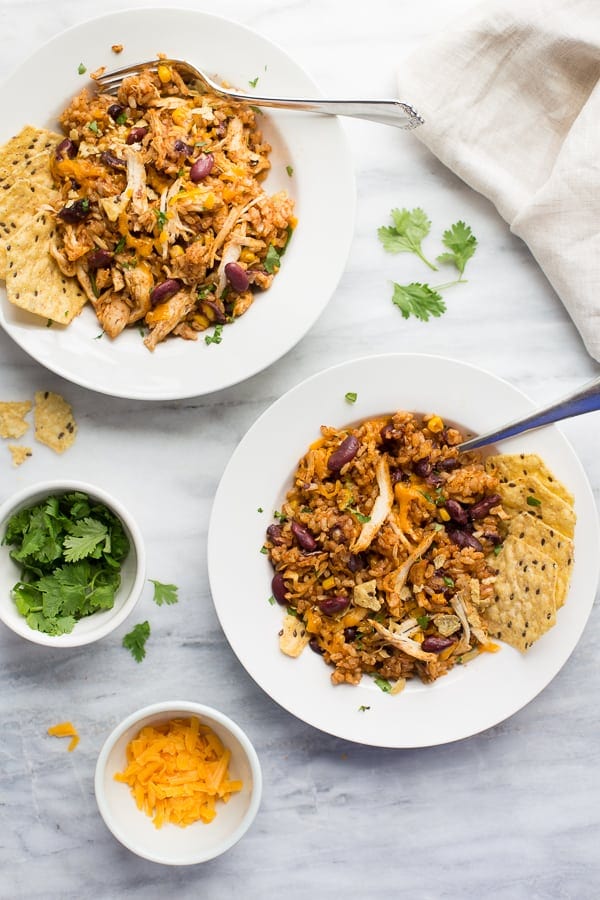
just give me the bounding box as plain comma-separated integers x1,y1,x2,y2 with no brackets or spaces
240,249,258,264
157,65,172,84
170,244,185,258
222,185,236,202
202,192,216,210
427,416,444,433
192,313,210,330
171,106,188,126
322,577,335,591
438,508,450,522
413,632,424,644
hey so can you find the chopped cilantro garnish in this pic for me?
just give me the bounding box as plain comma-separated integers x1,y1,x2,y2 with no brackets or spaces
123,621,150,662
257,507,264,513
114,236,126,254
94,332,104,340
260,546,268,555
358,705,370,712
87,121,99,134
204,324,223,345
493,544,503,556
264,243,281,274
443,576,455,587
89,271,99,299
378,207,437,270
116,112,128,125
437,221,477,280
348,508,371,524
345,392,358,404
273,510,287,521
248,76,259,88
285,164,294,177
155,209,168,231
149,579,178,606
373,676,392,693
249,105,263,115
267,595,276,606
78,63,87,75
417,615,430,629
46,319,53,328
526,496,541,507
197,283,214,300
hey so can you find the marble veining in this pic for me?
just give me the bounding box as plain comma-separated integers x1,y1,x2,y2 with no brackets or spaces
0,0,599,897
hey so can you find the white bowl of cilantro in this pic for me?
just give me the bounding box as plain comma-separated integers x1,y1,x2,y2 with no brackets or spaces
0,480,145,647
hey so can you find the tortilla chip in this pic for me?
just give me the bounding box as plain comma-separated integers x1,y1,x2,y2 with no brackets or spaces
4,211,87,324
8,445,32,466
34,391,77,453
0,175,58,275
0,400,32,438
507,511,574,608
486,460,576,539
484,535,558,651
0,126,60,186
486,453,574,506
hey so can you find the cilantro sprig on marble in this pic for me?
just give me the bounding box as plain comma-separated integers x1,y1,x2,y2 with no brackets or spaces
378,208,477,321
3,492,130,636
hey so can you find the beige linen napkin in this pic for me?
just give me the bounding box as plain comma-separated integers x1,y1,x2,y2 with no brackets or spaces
397,0,600,361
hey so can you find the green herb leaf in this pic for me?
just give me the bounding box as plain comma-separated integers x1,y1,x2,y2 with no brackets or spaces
204,324,223,345
437,220,477,278
378,207,437,270
116,112,128,125
78,63,87,75
257,507,264,513
443,576,455,587
373,676,392,693
345,392,358,404
155,209,168,231
249,76,259,88
526,496,542,507
417,615,430,629
273,510,287,521
123,621,150,662
264,243,281,274
391,282,446,322
149,579,178,606
87,121,99,134
285,164,294,177
493,544,503,556
63,517,108,562
114,236,126,254
260,546,268,554
358,705,370,712
267,595,276,606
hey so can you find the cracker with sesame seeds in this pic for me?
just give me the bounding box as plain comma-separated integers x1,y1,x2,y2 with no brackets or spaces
0,125,60,187
0,179,59,278
485,460,576,539
4,210,87,324
8,445,32,466
34,391,77,453
0,400,32,438
486,453,574,506
483,534,558,652
506,511,574,609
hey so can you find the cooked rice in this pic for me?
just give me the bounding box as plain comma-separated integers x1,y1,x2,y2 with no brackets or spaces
266,411,506,687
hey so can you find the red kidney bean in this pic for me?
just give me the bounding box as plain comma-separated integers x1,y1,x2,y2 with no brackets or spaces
224,262,249,292
174,139,192,155
55,138,77,160
190,153,214,182
390,467,408,485
481,529,502,546
347,554,366,573
380,423,396,443
448,529,483,553
266,524,284,545
126,126,149,145
469,494,502,520
57,199,91,223
291,521,317,552
108,103,125,121
100,150,127,170
437,457,460,471
271,572,287,605
87,249,113,270
422,635,455,653
318,595,350,616
202,299,227,324
343,626,357,642
414,458,432,477
445,499,469,525
327,435,360,472
425,472,444,487
309,638,325,655
150,279,182,306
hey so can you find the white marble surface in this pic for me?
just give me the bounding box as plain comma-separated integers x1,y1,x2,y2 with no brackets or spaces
1,0,599,897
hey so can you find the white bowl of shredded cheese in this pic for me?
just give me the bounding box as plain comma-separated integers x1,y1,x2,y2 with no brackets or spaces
94,700,262,865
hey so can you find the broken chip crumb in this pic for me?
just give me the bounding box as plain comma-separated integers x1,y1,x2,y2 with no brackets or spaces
34,390,77,453
48,721,79,751
0,400,32,439
111,43,124,53
8,444,32,466
90,65,107,80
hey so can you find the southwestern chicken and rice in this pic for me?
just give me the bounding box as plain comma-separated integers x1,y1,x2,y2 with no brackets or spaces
265,412,575,689
0,64,295,350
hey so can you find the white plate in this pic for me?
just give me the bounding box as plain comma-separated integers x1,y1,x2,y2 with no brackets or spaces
208,354,599,748
0,9,355,400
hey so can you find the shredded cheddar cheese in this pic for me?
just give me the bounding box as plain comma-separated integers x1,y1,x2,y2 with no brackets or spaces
114,717,243,828
48,721,80,751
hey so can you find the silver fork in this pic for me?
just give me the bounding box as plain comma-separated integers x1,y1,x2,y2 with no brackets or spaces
458,373,600,452
94,58,424,130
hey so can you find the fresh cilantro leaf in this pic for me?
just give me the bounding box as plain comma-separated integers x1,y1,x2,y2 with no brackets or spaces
267,595,276,606
204,324,223,345
249,76,259,87
155,209,168,231
443,576,455,587
114,236,126,254
116,112,128,125
46,319,53,328
63,517,108,562
273,510,287,521
526,496,541,507
437,220,477,278
149,579,178,606
264,243,281,273
260,546,268,554
391,282,446,322
358,705,370,712
493,544,503,556
257,507,264,513
78,63,87,75
345,392,357,403
197,283,215,300
87,121,99,134
378,207,437,270
285,165,293,177
123,621,150,662
348,507,371,524
417,615,430,629
373,676,392,693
